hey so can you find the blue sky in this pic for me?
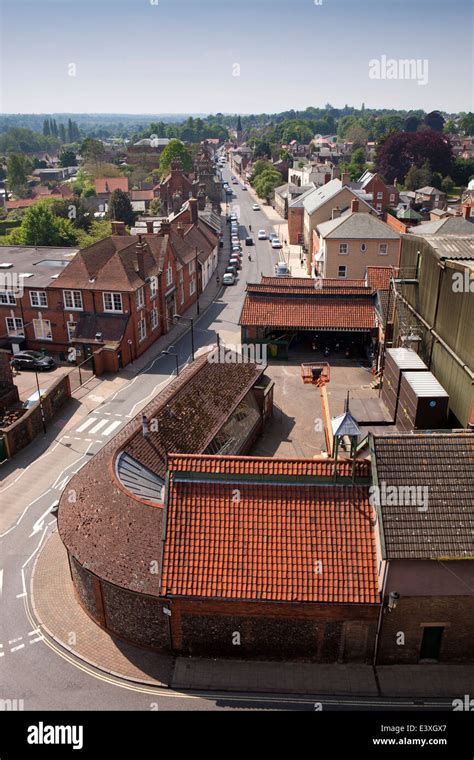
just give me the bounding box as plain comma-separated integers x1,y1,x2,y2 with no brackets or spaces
1,0,472,114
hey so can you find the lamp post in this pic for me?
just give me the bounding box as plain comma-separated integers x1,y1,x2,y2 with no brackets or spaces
34,369,47,435
173,314,194,362
161,348,179,376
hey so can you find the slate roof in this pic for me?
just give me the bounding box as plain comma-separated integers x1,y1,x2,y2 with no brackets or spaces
74,313,129,344
317,211,400,240
372,432,474,560
414,217,474,236
161,454,378,603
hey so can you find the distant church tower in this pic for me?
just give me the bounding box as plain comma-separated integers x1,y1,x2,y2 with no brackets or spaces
236,115,243,144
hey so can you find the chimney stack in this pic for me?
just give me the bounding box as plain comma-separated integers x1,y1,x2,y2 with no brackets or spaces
188,197,198,224
331,206,341,220
462,203,471,220
146,220,154,234
159,219,171,235
136,235,147,281
342,171,351,186
351,199,359,213
111,221,126,235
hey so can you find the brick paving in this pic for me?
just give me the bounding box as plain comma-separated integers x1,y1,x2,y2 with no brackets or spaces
32,531,474,698
31,530,174,686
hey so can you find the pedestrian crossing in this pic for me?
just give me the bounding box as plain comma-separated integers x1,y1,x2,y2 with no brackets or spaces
63,415,123,443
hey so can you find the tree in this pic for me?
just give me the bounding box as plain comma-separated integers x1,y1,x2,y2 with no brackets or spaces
404,114,422,133
460,113,474,136
441,176,455,194
149,197,162,216
108,188,135,227
81,137,105,163
48,197,91,231
252,139,272,159
424,111,445,133
43,119,50,137
13,202,78,246
59,123,67,143
159,139,193,175
7,154,30,197
375,131,453,184
345,125,368,148
404,163,431,191
59,149,77,167
452,157,474,186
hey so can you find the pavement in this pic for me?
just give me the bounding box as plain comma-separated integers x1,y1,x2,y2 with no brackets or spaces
31,531,474,701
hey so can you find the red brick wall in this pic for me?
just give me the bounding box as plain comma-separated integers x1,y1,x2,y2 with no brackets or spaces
377,596,474,663
288,207,304,245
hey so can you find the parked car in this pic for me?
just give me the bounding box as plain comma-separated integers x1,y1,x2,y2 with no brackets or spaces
223,272,235,285
275,262,291,277
252,203,260,210
11,350,56,371
269,232,278,241
232,245,241,254
229,257,242,270
271,238,282,249
258,229,267,240
226,264,238,276
245,237,254,246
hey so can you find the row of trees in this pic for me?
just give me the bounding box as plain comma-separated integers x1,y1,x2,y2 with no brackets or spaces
137,116,228,145
250,160,282,204
43,118,80,143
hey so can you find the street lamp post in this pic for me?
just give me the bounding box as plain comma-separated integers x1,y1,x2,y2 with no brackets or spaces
161,348,179,376
34,369,47,435
173,314,194,362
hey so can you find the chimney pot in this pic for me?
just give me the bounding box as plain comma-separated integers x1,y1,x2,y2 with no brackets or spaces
146,220,154,234
111,221,126,235
342,171,351,186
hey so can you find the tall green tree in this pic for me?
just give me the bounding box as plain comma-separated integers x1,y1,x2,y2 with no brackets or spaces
108,188,135,227
12,202,77,246
43,119,50,137
7,154,30,197
159,139,193,175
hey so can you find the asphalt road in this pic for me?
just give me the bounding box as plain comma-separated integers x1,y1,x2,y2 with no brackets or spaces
0,163,454,713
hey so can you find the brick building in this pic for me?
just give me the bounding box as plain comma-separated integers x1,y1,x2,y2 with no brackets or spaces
0,199,218,372
57,350,473,663
372,432,474,663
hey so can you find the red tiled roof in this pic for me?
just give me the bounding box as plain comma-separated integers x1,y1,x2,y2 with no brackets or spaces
247,283,372,296
131,189,154,201
167,453,371,478
366,266,393,290
239,296,377,329
260,276,368,288
95,177,129,194
161,455,378,604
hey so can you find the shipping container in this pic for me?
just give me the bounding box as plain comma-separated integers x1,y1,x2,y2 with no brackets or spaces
396,371,449,431
381,348,427,420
